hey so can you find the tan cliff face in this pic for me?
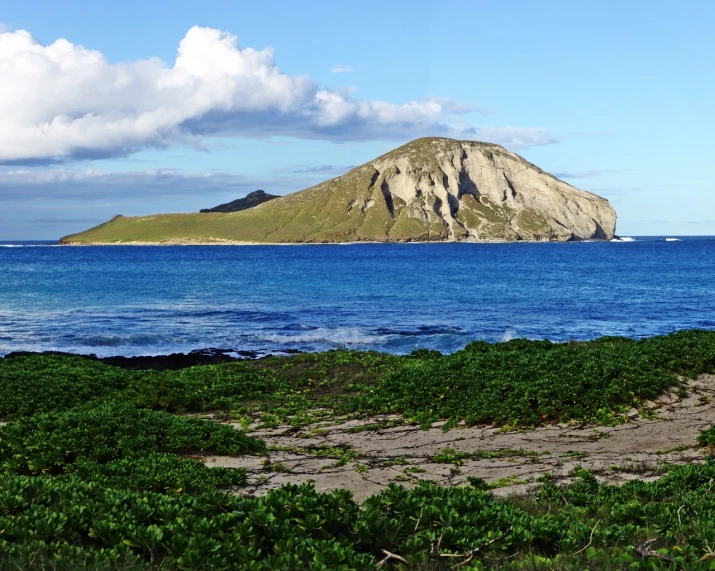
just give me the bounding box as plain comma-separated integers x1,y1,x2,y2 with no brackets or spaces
60,138,616,244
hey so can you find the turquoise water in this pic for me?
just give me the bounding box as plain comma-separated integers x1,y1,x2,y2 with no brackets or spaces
1,238,714,356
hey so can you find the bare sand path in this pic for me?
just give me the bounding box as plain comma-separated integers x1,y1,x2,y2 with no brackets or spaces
204,375,715,501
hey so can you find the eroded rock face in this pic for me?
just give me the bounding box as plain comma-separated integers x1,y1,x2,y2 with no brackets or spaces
352,138,616,241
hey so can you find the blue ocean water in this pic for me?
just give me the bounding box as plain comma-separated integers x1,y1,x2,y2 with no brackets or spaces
1,238,714,357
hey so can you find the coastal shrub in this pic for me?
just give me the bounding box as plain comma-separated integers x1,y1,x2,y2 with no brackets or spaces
0,402,265,476
4,334,715,567
348,330,715,426
0,354,277,419
0,350,398,422
697,426,715,448
0,354,136,419
4,460,715,568
71,453,248,494
3,329,715,430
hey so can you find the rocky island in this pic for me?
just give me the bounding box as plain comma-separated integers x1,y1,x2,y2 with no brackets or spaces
60,137,616,244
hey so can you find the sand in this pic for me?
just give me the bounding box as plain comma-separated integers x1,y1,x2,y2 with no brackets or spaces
201,374,715,502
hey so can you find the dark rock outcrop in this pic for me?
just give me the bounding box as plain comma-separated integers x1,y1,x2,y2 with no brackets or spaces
200,190,279,213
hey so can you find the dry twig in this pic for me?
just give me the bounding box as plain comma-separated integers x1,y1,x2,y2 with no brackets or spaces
635,538,674,563
376,549,408,568
570,519,600,556
440,527,513,569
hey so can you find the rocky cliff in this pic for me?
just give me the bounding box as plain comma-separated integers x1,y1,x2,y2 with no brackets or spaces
60,138,616,244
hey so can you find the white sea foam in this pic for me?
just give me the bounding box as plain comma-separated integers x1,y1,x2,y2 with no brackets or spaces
499,329,516,342
610,237,636,242
665,238,680,242
259,327,387,346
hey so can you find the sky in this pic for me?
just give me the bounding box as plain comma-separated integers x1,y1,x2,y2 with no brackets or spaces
1,0,713,239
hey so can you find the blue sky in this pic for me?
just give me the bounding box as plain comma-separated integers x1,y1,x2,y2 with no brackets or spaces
1,0,713,239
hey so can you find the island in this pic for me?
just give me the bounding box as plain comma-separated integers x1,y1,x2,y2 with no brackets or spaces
60,137,616,244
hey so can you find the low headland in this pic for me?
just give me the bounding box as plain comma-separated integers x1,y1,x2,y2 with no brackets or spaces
60,138,617,246
2,330,715,568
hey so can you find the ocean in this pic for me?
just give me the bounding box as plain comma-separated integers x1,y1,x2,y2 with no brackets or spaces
1,237,714,357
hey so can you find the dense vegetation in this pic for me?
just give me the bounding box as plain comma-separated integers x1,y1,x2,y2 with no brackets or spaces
2,329,715,568
4,463,715,569
4,329,715,428
349,330,715,427
0,402,264,476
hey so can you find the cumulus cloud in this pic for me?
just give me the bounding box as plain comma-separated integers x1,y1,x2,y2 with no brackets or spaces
331,64,355,73
0,26,555,164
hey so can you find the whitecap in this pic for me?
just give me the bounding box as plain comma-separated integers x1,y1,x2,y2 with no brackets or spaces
258,327,388,346
499,329,517,342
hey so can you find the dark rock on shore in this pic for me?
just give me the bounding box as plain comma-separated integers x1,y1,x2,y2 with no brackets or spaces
100,348,251,370
200,190,279,213
1,347,301,371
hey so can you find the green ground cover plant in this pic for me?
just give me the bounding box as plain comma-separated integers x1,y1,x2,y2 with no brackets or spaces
0,350,400,424
0,402,264,476
4,461,715,569
5,329,715,430
3,330,715,568
347,330,715,427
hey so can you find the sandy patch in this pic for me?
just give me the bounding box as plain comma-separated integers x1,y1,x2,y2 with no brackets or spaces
203,375,715,501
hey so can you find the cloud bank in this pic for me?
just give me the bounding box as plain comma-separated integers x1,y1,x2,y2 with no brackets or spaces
0,26,554,164
0,168,306,201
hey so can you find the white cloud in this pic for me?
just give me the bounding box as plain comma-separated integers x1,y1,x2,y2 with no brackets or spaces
279,164,354,175
552,169,631,179
0,167,305,201
0,26,555,164
331,64,354,73
475,127,555,149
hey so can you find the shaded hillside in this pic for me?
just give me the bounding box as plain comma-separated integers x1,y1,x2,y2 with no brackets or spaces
200,190,279,213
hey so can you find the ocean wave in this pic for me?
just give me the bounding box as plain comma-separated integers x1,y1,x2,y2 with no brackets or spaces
0,244,53,247
257,327,387,346
611,237,636,243
499,329,517,342
373,325,467,337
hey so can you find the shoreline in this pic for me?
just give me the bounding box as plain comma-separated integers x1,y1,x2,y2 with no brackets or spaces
59,237,613,246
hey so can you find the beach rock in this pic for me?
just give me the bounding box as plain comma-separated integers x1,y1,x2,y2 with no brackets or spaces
0,348,303,371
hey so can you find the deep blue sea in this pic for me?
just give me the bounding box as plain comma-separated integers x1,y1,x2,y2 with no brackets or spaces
1,237,714,357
